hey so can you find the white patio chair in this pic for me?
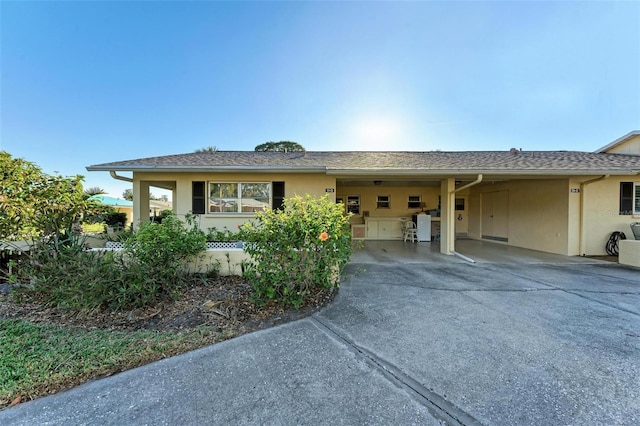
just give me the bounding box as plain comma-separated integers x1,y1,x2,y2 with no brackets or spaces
403,220,418,243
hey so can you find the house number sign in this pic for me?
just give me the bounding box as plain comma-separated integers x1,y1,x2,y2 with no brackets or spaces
325,188,335,193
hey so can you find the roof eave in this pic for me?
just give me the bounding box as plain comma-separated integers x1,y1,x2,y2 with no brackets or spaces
595,130,640,153
86,166,640,177
86,165,327,173
327,169,640,176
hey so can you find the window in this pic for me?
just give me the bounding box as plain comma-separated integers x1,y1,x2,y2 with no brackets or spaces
455,198,465,211
408,195,421,209
272,181,285,210
192,181,205,214
377,195,390,209
620,182,633,215
620,182,640,215
208,182,270,213
347,195,360,214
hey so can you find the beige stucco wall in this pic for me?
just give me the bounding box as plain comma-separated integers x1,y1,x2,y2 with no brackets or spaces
188,250,250,276
467,193,481,240
508,179,571,255
133,172,336,232
468,179,571,255
574,176,640,255
619,240,640,268
337,184,441,222
604,134,640,155
467,176,640,256
336,183,470,238
567,180,582,256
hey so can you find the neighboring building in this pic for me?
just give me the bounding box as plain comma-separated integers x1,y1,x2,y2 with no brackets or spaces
149,199,173,218
90,195,173,224
87,131,640,257
89,195,134,225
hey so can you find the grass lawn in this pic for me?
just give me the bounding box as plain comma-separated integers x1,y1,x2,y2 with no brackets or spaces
0,319,229,408
82,223,106,234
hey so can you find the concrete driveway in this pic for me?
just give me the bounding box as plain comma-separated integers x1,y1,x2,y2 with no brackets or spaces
2,243,639,425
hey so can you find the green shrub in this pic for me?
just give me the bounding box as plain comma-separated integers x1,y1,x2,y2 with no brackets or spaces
20,212,210,312
117,212,207,306
104,212,127,227
125,212,205,272
241,194,352,308
206,227,239,242
150,209,172,224
19,235,124,311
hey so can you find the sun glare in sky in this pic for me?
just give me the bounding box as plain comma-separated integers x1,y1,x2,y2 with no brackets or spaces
351,117,403,151
1,1,638,197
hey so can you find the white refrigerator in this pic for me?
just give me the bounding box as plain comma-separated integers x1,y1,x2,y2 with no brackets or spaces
416,214,431,242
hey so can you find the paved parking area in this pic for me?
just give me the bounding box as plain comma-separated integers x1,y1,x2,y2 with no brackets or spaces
2,242,639,425
350,239,610,265
321,260,640,424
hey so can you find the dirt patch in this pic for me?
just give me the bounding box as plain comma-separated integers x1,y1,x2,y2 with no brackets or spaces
0,277,336,334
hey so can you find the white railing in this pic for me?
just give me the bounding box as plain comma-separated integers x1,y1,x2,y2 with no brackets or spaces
206,241,244,249
105,241,125,250
0,240,34,255
99,241,244,251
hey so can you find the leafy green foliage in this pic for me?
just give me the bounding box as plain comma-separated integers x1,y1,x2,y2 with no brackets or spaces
104,212,127,227
206,226,244,242
24,239,125,311
122,188,169,202
242,194,352,307
82,187,106,197
21,212,210,312
150,209,172,223
125,212,207,281
254,141,305,152
0,151,104,241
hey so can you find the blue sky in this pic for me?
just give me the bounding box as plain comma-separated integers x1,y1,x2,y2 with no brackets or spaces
2,1,639,198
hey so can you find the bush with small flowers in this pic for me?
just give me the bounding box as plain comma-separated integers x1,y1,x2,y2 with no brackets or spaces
241,194,352,308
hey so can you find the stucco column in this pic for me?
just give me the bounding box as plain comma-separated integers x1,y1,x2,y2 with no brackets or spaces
133,180,151,228
440,178,455,255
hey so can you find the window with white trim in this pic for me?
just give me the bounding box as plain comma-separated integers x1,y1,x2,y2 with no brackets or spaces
208,182,271,213
347,195,360,215
377,195,390,209
408,195,421,209
619,182,640,215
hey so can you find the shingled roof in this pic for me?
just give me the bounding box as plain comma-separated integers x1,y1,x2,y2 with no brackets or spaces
87,150,640,176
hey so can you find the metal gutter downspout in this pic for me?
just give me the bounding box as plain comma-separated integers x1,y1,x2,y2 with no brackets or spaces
450,174,483,262
453,174,483,195
110,171,133,183
579,175,610,256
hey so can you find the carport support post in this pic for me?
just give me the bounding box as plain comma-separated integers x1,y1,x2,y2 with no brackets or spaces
440,178,456,255
133,180,151,227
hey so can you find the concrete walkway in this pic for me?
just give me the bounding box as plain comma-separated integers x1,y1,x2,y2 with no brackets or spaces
2,242,640,425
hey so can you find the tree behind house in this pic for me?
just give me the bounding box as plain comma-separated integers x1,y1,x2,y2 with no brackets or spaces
254,141,305,152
